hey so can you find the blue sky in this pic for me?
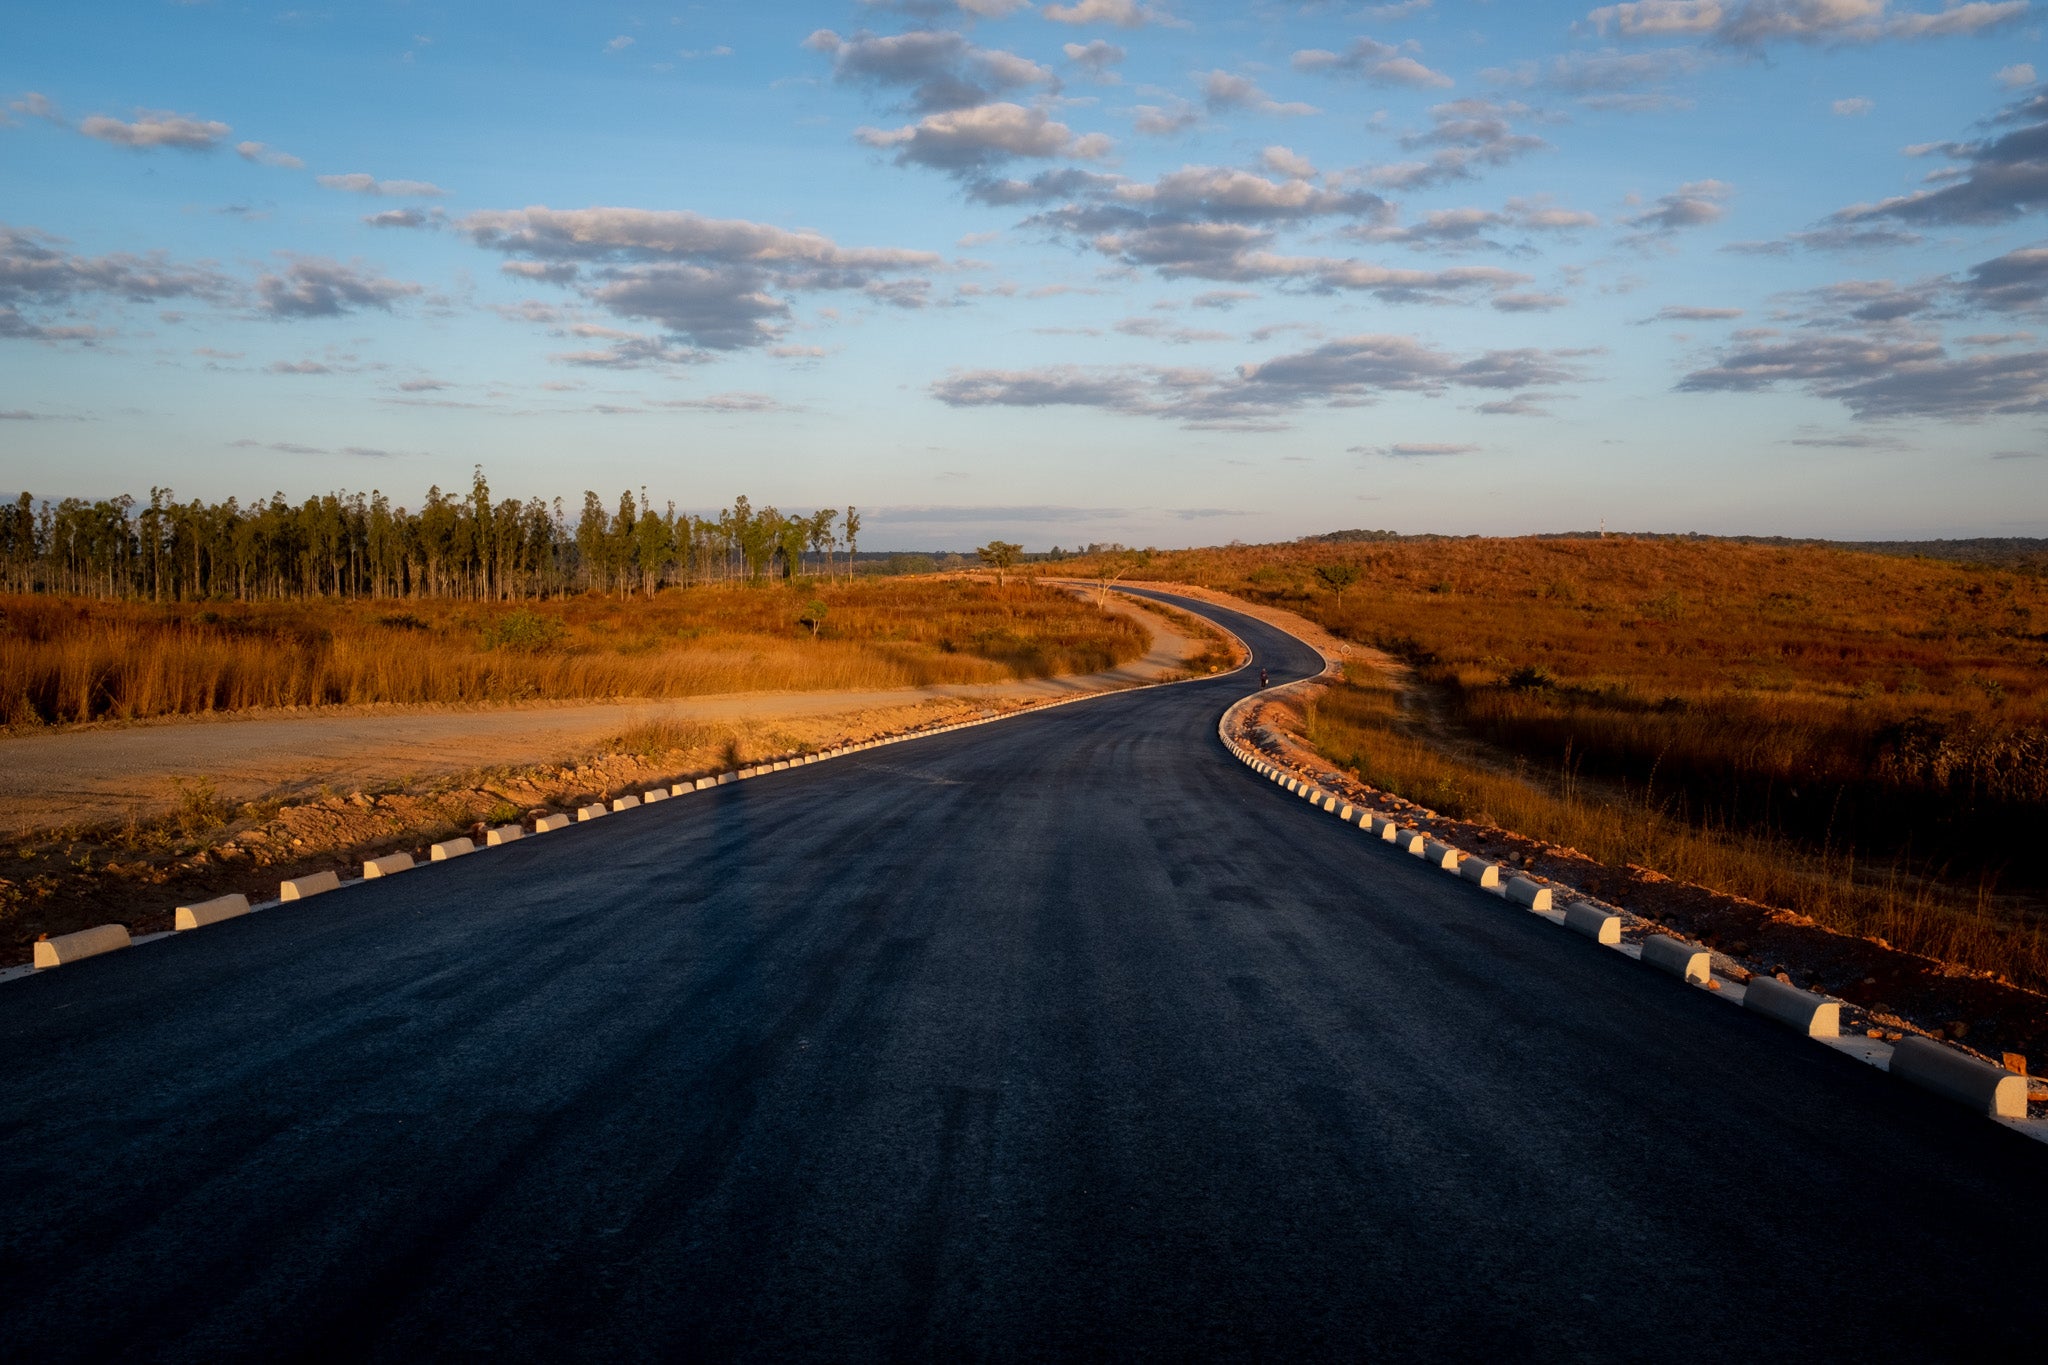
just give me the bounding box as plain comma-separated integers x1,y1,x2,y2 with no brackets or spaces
2,0,2044,548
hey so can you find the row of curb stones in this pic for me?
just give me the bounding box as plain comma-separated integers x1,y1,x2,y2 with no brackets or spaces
1217,694,2039,1132
22,620,1258,982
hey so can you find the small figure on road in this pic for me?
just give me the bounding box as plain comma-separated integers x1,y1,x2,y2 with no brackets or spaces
1259,668,1269,688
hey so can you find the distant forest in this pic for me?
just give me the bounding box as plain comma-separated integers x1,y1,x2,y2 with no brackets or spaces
0,472,864,600
1302,528,2048,571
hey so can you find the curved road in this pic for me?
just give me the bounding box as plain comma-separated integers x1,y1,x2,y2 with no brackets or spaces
0,591,2040,1361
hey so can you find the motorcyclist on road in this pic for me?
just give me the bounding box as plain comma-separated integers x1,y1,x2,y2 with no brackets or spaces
1259,668,1269,687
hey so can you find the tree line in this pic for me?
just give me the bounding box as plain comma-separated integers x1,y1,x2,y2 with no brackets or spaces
0,469,865,601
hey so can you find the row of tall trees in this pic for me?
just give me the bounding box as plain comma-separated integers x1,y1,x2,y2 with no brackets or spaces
0,470,864,601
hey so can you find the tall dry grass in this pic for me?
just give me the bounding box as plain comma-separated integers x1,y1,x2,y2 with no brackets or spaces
0,579,1149,727
1071,536,2048,886
1308,671,2048,991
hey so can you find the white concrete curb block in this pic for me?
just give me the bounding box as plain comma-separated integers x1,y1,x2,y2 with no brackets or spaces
430,837,475,862
1888,1036,2028,1118
1459,858,1501,889
34,923,131,968
1395,829,1426,855
486,824,524,847
577,804,608,822
280,870,341,901
1641,934,1711,985
643,789,670,803
174,894,250,931
1505,877,1554,911
1422,840,1461,871
533,814,571,833
1744,977,1840,1037
1564,902,1621,945
611,795,641,812
365,852,414,876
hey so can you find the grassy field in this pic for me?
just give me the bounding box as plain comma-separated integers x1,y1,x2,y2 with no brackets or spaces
0,578,1150,727
1065,537,2048,985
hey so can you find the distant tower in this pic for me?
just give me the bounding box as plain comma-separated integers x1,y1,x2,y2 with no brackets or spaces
1599,517,1606,538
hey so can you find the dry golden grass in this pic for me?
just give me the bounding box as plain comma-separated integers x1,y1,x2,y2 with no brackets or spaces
1306,670,2048,991
1060,535,2048,979
0,579,1148,727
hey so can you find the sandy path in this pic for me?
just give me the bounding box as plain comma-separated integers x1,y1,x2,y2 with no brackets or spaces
0,593,1196,834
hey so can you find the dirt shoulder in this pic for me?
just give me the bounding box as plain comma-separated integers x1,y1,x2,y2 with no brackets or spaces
0,589,1216,966
0,585,1200,838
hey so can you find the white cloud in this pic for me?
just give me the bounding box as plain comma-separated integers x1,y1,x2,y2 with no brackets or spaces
7,92,60,123
317,172,449,197
1620,177,1732,239
806,28,1059,112
1259,145,1318,178
1996,62,2037,88
236,140,304,168
857,102,1113,171
1832,96,1875,115
1063,39,1127,81
256,257,423,318
1293,38,1453,89
461,205,939,351
1199,70,1317,117
1042,0,1179,27
78,109,231,150
1583,0,2028,48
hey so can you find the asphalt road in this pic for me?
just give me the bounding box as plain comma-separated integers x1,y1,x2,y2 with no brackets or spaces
1,590,2040,1362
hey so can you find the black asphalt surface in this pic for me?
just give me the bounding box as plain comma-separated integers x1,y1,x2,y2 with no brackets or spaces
1,590,2041,1362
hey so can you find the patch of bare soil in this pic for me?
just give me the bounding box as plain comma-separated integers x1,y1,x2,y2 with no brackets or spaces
1,595,1221,969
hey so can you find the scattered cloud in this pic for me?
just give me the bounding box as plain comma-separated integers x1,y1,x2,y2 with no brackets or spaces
1042,0,1180,27
316,172,449,197
858,102,1113,173
605,35,635,54
1826,87,2047,227
1679,328,2048,419
1131,98,1203,137
364,207,443,229
255,256,423,317
1474,392,1560,415
1833,96,1875,116
78,109,230,150
806,28,1058,113
1582,0,2028,49
1365,99,1552,189
1482,47,1706,110
230,437,404,457
1352,195,1600,251
651,391,785,413
1996,63,2037,88
235,140,303,168
1063,39,1126,81
1645,303,1744,321
931,332,1588,429
1619,177,1732,244
1362,442,1482,457
1113,315,1233,343
1199,70,1317,117
460,205,939,351
0,223,233,341
1292,38,1454,89
7,92,61,124
1259,146,1317,179
1959,244,2048,313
